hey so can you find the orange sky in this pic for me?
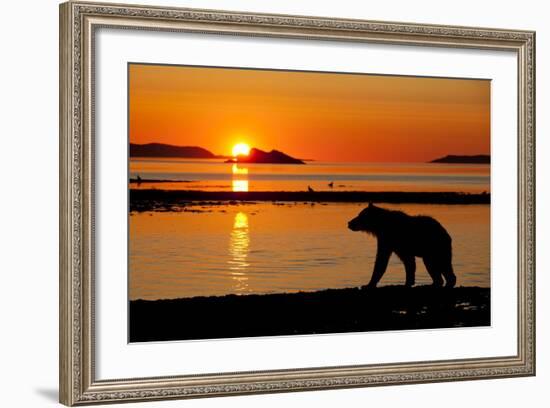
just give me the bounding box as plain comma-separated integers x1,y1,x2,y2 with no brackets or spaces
129,64,490,162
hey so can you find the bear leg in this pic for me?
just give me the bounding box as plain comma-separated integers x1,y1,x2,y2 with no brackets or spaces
366,244,392,288
443,265,456,288
399,254,416,287
422,256,444,287
437,247,456,288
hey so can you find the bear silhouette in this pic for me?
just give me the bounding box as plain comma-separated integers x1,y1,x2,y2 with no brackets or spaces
348,203,456,288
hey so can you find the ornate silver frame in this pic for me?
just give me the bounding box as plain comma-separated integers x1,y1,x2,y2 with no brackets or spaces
59,1,536,405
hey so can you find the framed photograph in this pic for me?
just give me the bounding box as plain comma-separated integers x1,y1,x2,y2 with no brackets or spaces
59,1,535,405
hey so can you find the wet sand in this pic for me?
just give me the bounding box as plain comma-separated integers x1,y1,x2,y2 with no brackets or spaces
129,285,490,342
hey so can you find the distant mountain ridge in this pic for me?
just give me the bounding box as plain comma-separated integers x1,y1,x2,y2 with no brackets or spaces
225,148,305,164
430,155,490,164
130,143,218,158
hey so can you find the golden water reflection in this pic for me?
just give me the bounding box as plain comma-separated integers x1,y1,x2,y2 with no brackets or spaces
129,203,490,300
228,212,250,292
231,164,249,192
232,179,249,192
232,164,248,175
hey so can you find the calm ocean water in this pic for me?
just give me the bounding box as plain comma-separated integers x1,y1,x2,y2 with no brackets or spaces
130,158,490,193
129,203,490,300
129,158,490,300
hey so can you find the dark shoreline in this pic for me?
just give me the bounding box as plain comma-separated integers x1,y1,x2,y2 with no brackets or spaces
129,285,490,342
130,190,490,212
130,178,193,184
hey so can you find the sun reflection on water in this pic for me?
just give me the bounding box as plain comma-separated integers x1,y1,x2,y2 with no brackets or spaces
231,164,249,192
232,164,248,176
228,212,250,292
232,179,249,192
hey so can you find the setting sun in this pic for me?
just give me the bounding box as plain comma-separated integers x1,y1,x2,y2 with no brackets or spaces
232,143,251,157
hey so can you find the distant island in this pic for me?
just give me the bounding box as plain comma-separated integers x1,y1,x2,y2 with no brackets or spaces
430,155,490,164
130,143,222,158
129,143,305,164
225,147,305,164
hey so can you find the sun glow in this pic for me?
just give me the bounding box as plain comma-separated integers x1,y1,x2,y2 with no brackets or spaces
232,143,251,157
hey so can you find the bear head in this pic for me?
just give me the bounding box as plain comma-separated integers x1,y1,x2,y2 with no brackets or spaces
348,203,381,233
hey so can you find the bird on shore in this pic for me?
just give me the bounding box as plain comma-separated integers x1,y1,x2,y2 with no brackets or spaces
308,185,315,192
328,181,334,188
136,175,142,184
